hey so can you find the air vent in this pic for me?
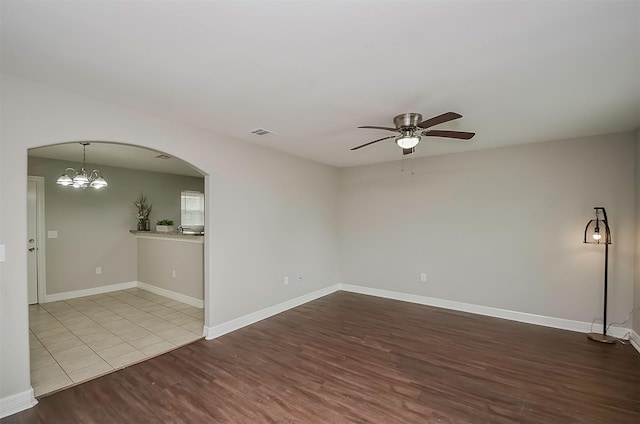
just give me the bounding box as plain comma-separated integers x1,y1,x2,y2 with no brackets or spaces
155,154,171,160
250,128,275,136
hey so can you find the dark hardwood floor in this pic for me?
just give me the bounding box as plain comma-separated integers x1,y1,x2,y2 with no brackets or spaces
3,291,639,423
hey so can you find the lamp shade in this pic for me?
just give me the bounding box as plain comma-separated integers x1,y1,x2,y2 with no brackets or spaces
56,173,73,186
89,173,108,189
583,207,611,245
396,135,420,149
73,169,90,187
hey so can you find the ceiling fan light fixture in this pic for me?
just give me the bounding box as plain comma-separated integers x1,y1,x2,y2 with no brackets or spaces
396,135,420,149
353,111,474,152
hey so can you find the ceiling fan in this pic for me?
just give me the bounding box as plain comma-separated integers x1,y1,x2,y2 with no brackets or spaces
352,112,475,155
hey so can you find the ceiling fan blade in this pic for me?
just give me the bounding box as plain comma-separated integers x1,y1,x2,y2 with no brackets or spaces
403,148,415,155
422,130,475,140
350,135,396,151
358,126,399,132
417,112,462,129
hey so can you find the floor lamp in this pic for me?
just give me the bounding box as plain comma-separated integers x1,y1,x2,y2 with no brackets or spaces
583,207,616,344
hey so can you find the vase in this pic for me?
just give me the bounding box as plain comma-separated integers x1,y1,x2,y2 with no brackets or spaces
137,219,149,231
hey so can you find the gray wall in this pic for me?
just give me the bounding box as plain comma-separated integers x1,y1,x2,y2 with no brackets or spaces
27,156,204,294
137,237,204,300
339,132,636,325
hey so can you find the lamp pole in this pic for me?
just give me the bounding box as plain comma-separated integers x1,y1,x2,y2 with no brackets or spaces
586,207,616,344
603,241,608,339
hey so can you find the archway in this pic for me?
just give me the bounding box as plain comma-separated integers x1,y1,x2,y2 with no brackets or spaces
26,141,210,396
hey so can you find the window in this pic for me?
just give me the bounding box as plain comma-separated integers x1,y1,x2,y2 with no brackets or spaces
181,190,204,227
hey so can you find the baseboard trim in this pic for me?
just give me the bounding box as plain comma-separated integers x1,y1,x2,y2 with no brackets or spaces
137,281,203,309
204,283,633,343
630,330,640,354
339,284,631,339
204,284,340,340
44,281,204,308
0,388,37,419
45,280,633,345
44,281,137,302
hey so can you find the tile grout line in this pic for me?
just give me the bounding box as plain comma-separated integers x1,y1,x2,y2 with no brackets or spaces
84,291,156,364
30,288,204,396
36,297,125,384
30,307,84,389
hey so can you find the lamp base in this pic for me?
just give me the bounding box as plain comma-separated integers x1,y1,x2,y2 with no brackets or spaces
587,333,617,344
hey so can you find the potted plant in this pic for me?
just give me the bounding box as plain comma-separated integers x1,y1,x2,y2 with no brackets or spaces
156,219,174,233
134,193,152,231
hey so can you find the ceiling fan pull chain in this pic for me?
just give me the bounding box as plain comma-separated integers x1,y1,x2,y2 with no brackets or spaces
401,147,405,172
410,149,414,175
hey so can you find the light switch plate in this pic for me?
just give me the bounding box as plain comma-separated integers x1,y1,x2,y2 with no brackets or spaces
47,231,58,239
0,244,5,262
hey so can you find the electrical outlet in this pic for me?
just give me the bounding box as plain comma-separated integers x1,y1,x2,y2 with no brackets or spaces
96,267,102,275
420,273,427,282
298,274,304,281
284,276,289,286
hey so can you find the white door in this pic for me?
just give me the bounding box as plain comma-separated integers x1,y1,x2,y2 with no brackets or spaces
27,180,39,304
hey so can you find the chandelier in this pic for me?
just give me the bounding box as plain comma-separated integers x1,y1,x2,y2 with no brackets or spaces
56,142,108,189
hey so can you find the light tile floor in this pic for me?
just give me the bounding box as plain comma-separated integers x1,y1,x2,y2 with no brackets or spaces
29,288,203,397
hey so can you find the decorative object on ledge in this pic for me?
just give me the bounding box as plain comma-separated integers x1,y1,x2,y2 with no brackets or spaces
134,193,152,231
56,142,108,189
180,225,204,235
583,206,616,344
156,219,174,233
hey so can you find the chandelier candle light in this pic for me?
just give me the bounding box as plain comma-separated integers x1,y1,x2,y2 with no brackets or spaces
55,142,108,189
583,206,616,344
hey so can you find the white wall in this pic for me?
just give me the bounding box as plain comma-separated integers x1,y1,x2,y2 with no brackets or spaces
0,74,340,402
0,93,33,411
339,133,635,325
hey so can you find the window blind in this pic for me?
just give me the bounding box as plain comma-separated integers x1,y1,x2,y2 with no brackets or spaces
181,190,204,226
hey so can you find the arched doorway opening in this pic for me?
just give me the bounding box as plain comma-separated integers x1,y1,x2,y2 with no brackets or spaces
26,141,209,396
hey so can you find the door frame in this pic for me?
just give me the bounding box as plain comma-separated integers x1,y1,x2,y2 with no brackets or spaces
27,176,47,303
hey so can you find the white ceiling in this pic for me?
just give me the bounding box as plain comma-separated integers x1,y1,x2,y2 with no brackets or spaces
2,1,639,168
28,142,204,177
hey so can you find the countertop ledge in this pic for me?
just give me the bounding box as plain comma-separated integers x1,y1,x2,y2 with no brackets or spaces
129,230,204,243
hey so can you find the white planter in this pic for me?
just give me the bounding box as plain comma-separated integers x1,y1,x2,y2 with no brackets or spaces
156,225,174,233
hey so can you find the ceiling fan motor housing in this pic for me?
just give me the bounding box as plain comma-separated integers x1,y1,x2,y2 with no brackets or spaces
393,113,422,129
